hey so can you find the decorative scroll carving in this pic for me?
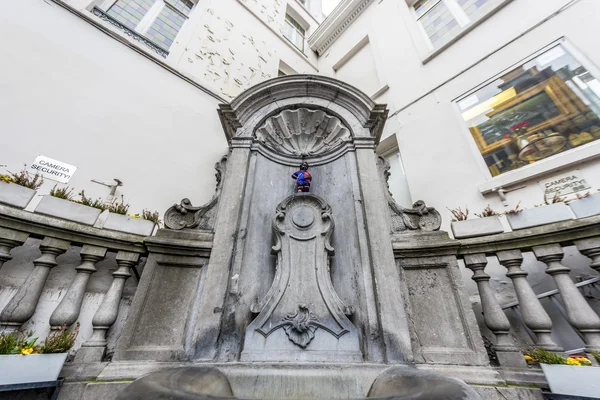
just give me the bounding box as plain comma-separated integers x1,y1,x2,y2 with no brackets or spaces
377,156,441,232
241,194,362,361
255,108,352,157
164,155,227,230
282,304,319,348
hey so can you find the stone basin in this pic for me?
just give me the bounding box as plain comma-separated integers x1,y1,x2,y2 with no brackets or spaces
116,366,481,400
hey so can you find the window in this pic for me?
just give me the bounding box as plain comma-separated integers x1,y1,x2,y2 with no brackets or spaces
283,14,306,52
106,0,194,50
457,44,600,177
413,0,496,49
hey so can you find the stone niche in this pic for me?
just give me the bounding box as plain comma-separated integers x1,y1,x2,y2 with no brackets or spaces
114,75,486,369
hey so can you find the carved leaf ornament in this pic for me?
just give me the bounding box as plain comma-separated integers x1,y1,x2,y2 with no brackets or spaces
255,108,352,156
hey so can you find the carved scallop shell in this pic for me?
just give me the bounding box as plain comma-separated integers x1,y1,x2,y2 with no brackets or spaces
255,108,352,156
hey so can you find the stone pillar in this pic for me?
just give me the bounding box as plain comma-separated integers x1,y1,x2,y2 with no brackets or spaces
354,138,413,363
464,254,525,367
0,227,29,270
77,251,138,363
496,249,561,351
574,237,600,273
192,141,251,361
49,245,107,330
533,244,600,352
0,237,70,331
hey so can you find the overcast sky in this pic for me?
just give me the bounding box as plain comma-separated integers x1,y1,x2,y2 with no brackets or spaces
322,0,342,15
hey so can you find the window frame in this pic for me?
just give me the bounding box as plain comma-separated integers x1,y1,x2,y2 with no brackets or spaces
283,13,307,52
452,38,600,194
405,0,513,63
99,0,195,51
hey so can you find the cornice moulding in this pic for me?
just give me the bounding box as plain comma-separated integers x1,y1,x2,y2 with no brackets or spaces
308,0,375,56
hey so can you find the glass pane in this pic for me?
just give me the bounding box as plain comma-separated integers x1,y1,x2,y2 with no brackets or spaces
164,0,194,17
283,18,305,52
458,45,600,177
146,5,187,48
418,1,461,48
107,0,157,29
414,0,441,19
457,0,492,18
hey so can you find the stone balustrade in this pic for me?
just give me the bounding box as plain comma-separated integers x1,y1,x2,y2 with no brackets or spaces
0,204,147,361
392,214,600,367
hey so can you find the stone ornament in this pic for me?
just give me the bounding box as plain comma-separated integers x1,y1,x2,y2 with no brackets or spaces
377,156,442,232
282,304,319,348
255,108,352,157
241,194,362,361
164,155,227,230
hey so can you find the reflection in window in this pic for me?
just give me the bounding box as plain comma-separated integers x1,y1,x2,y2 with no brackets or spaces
283,14,306,52
458,44,600,177
413,0,499,49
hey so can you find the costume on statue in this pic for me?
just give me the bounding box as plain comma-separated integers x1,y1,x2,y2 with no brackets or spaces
292,162,312,192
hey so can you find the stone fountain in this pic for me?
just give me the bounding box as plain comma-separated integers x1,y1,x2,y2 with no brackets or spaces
110,75,491,399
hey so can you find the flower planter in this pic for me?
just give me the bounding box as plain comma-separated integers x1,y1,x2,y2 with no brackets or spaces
0,353,67,385
103,213,156,236
568,192,600,219
541,364,600,397
0,181,36,209
451,216,504,239
34,195,102,225
506,203,574,230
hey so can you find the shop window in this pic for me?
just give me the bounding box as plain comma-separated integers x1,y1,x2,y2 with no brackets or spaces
412,0,498,49
458,44,600,177
106,0,194,50
283,13,306,52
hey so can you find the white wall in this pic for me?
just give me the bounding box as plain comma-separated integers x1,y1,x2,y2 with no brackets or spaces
318,0,600,233
1,0,229,216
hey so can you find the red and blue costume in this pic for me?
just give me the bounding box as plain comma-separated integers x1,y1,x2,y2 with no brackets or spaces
292,163,312,192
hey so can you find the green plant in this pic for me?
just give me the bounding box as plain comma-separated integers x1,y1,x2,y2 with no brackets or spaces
0,331,39,355
108,195,129,215
130,209,160,224
448,206,469,222
592,350,600,364
40,324,79,354
5,166,44,190
523,347,567,365
77,191,108,211
474,205,499,218
545,192,565,205
50,184,75,200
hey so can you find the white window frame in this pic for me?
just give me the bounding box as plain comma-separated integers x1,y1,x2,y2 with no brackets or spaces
99,0,195,49
405,0,513,63
283,12,307,53
452,38,600,194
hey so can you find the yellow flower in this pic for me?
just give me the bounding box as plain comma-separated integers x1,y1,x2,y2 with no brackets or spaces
567,358,581,366
21,347,34,355
524,355,533,362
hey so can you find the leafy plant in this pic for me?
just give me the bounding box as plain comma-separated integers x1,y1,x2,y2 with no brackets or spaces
50,184,75,200
0,331,39,355
545,192,565,205
504,201,522,215
523,347,567,365
591,350,600,364
77,191,108,211
474,205,499,218
40,324,79,354
5,166,44,190
108,195,129,215
130,209,160,224
448,206,469,222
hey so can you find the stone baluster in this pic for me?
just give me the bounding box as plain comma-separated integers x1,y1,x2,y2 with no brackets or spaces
76,251,138,362
49,245,107,330
0,237,70,331
0,227,29,270
496,250,562,350
464,254,525,367
533,244,600,352
574,238,600,273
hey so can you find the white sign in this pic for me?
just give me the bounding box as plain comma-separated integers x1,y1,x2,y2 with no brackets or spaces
538,170,590,202
29,155,77,184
